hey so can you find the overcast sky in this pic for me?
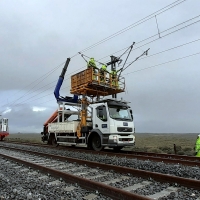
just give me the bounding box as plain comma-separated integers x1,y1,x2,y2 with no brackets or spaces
0,0,200,134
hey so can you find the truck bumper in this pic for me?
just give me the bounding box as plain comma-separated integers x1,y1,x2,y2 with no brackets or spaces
102,134,135,147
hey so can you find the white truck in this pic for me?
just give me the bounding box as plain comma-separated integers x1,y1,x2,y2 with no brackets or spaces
41,54,138,151
46,98,135,151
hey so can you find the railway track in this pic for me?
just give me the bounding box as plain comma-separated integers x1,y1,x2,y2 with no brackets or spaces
3,141,200,167
0,156,111,200
0,143,200,199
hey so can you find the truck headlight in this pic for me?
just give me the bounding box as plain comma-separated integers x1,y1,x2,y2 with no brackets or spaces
113,136,117,142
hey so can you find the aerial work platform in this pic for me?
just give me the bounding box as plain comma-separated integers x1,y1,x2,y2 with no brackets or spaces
70,68,125,96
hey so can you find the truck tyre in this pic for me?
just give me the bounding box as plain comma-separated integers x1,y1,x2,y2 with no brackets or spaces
52,136,58,147
49,134,58,147
47,139,51,145
87,143,92,150
92,134,104,151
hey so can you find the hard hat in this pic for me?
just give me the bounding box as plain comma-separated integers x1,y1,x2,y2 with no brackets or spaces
198,134,200,137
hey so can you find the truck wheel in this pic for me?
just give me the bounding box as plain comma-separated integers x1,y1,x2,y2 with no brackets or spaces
47,140,51,145
52,138,58,147
51,135,58,147
113,147,123,152
92,134,104,151
87,143,92,150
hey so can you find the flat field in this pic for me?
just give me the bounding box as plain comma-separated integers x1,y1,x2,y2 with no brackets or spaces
5,133,198,155
6,133,42,143
132,133,198,155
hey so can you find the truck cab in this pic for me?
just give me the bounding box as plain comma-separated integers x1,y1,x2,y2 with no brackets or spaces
88,99,135,151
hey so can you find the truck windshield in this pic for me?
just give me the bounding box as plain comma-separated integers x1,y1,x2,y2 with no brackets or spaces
108,106,132,121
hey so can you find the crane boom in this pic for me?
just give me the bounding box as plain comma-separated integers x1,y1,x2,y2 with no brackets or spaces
54,58,78,103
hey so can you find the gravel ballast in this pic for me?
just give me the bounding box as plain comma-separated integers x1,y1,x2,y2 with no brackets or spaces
1,143,200,200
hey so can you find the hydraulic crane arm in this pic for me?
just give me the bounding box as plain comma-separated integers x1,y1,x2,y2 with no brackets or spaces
54,58,78,103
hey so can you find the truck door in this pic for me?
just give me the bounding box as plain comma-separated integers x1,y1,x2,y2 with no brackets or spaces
93,105,109,133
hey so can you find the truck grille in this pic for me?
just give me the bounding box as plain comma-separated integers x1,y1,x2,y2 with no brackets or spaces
119,138,133,141
117,127,132,132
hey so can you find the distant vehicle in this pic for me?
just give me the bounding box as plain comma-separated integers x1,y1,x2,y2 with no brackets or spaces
0,118,9,141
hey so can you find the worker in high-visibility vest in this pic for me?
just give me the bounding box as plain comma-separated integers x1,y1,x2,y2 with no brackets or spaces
195,134,200,157
100,65,109,83
110,68,121,88
87,58,96,69
87,58,98,80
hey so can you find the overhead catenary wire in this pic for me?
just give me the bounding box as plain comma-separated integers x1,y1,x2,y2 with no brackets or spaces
0,61,65,106
120,43,135,70
12,35,200,108
98,14,200,62
85,14,200,67
78,0,187,53
119,48,150,75
123,51,200,76
2,7,199,110
61,13,200,73
126,37,200,63
4,63,86,109
155,15,161,38
14,52,199,108
116,47,150,79
3,18,199,109
80,42,135,66
69,0,186,57
10,0,185,98
24,51,200,107
0,0,187,108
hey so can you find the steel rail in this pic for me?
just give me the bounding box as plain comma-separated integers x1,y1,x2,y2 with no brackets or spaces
104,150,200,167
3,141,200,166
0,153,150,200
1,145,200,191
124,150,199,161
3,142,200,167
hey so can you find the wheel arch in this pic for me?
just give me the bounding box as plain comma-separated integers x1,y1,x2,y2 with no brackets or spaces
87,129,102,145
48,132,57,145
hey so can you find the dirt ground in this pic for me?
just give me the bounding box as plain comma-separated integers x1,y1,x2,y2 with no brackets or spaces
5,132,199,155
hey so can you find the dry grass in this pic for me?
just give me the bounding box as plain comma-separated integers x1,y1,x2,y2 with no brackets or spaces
130,133,197,155
6,133,42,143
5,133,198,155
